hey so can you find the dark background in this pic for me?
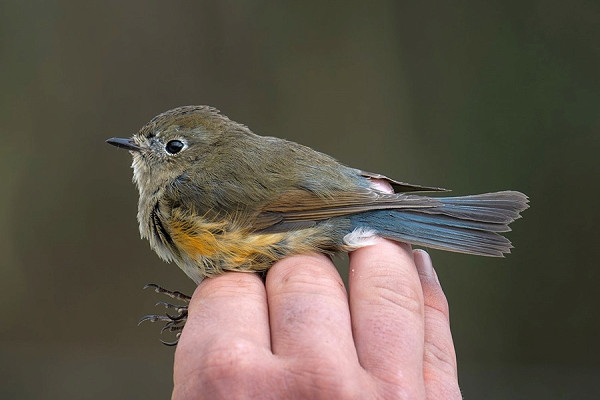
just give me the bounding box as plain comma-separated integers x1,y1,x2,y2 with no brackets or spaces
1,1,598,398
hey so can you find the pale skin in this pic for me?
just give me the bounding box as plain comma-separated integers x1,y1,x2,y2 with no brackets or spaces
172,240,462,399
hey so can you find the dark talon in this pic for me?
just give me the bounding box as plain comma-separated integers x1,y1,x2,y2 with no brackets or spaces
155,300,182,310
166,310,188,321
140,283,191,345
138,313,177,325
160,336,181,346
143,283,192,302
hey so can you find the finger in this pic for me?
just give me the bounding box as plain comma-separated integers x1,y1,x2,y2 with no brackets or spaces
174,272,271,381
413,250,461,399
173,273,277,398
349,239,426,397
266,253,357,363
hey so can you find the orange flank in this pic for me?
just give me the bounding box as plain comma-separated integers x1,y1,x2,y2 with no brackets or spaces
169,217,288,268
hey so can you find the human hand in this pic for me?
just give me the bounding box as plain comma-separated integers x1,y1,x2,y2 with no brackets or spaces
172,240,461,399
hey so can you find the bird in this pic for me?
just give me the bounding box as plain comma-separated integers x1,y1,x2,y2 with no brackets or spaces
107,105,528,343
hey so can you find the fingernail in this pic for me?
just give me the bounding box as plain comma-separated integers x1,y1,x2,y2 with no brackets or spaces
414,249,435,280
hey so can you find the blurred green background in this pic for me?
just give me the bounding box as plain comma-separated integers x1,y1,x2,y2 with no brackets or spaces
1,1,598,398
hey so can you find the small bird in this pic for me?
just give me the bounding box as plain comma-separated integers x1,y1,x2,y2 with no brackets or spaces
107,105,528,286
107,106,528,342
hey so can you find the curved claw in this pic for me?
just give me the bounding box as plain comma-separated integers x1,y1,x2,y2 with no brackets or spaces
155,301,177,309
165,310,188,321
160,331,182,346
141,284,191,346
138,314,174,325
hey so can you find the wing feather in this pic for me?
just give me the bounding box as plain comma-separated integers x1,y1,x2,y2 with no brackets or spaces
253,188,439,231
358,170,448,193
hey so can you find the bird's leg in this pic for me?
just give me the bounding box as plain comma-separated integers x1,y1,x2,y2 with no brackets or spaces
139,283,191,346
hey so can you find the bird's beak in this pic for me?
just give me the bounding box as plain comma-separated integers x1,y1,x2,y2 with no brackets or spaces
106,137,142,152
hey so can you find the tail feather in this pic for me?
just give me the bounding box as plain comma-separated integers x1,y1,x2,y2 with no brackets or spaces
433,191,528,224
350,191,529,257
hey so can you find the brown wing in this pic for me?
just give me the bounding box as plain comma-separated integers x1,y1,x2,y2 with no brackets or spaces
252,187,441,232
358,170,448,193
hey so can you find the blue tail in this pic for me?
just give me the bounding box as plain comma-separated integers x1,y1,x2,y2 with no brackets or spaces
349,191,529,257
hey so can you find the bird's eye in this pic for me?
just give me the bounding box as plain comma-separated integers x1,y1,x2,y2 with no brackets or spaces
165,140,184,154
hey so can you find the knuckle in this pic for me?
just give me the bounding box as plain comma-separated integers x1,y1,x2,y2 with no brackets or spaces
287,360,368,400
378,284,423,315
199,273,263,298
175,338,267,399
269,257,345,296
424,340,458,378
423,285,450,321
195,338,260,381
377,386,424,400
365,269,424,316
425,382,463,400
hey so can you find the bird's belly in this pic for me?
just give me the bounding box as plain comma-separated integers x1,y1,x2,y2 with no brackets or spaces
168,221,342,281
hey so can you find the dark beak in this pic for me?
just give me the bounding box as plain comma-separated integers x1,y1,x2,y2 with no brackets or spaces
106,137,142,151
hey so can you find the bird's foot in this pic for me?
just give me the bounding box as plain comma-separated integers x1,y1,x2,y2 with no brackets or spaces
139,283,191,346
